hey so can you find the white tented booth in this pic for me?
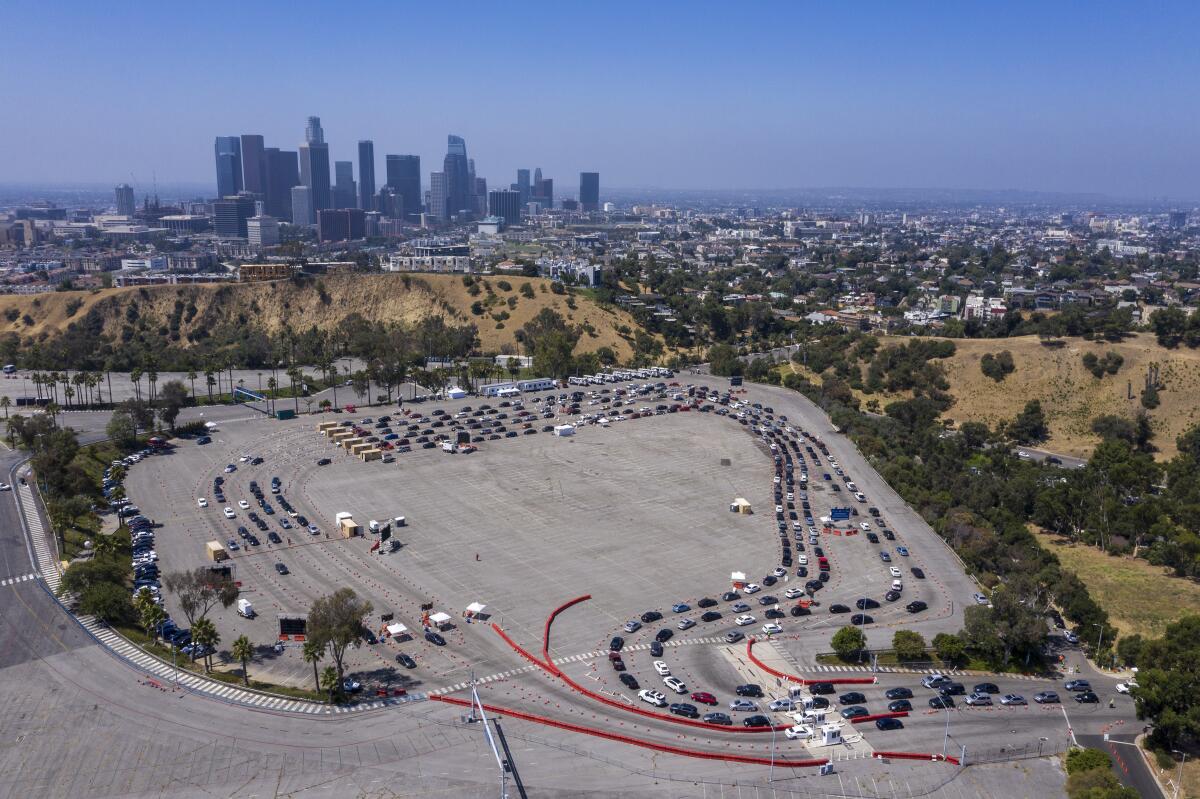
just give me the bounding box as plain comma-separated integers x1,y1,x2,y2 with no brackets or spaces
553,424,576,437
385,622,410,640
463,602,489,623
445,386,467,400
428,611,453,630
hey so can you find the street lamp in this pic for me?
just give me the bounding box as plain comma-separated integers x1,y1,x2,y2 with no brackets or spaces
769,721,777,782
1093,623,1105,660
1173,750,1188,799
942,702,952,756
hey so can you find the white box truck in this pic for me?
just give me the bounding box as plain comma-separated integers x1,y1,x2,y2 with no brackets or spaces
237,598,255,618
369,519,390,534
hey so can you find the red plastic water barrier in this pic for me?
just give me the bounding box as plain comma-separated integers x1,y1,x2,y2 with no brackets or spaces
431,694,830,768
848,711,909,724
745,638,877,685
874,750,960,766
543,594,592,666
491,623,552,671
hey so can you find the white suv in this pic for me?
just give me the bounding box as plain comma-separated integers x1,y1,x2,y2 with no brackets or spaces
663,676,687,694
638,689,667,707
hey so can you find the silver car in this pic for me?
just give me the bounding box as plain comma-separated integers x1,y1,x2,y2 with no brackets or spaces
729,699,758,712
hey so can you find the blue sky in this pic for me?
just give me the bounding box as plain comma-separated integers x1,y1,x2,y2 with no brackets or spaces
3,1,1198,198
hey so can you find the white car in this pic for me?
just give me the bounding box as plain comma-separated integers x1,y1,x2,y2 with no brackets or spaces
238,500,250,509
785,587,805,599
973,592,990,605
653,660,671,676
677,618,696,630
735,614,757,626
797,555,808,566
0,483,11,491
197,498,208,508
784,725,810,740
775,505,783,514
1116,682,1137,694
889,567,902,578
859,522,871,531
1063,630,1079,644
744,583,761,594
769,698,796,712
638,689,667,707
762,623,783,635
223,507,235,518
663,676,687,694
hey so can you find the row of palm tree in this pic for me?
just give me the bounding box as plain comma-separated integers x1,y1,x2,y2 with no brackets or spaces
27,370,109,409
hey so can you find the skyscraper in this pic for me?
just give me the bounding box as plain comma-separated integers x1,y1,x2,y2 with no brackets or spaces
299,115,331,211
214,194,256,238
214,136,243,198
443,135,471,219
240,134,267,197
428,171,449,221
264,148,300,221
579,172,600,211
317,208,365,242
291,186,314,226
385,155,421,221
114,184,135,216
516,169,531,204
533,176,553,209
357,140,376,211
488,189,521,227
334,161,356,209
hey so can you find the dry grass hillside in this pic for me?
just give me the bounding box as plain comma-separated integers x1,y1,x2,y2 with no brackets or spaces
787,332,1200,459
0,273,644,360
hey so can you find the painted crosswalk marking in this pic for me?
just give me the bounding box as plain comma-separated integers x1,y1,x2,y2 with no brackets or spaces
0,573,37,586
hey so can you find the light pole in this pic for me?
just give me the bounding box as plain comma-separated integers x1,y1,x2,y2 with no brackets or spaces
769,721,777,782
1173,750,1187,799
1093,623,1105,660
942,703,952,756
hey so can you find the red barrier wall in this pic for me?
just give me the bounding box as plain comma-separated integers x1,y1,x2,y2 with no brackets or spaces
543,594,592,667
431,694,829,768
848,711,909,724
745,637,877,685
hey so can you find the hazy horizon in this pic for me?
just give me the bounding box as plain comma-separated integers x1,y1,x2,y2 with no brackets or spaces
3,1,1198,200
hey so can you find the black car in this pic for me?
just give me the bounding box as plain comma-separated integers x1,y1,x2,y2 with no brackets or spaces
268,532,282,544
939,682,966,696
850,614,873,625
875,717,904,731
735,684,763,697
885,687,913,700
805,580,824,593
887,699,913,712
911,567,926,579
809,682,836,695
396,653,417,669
885,590,902,602
929,695,955,709
855,598,880,610
697,597,717,608
316,458,331,466
703,712,732,725
609,636,624,652
743,715,771,728
906,600,928,613
841,706,869,719
669,703,699,719
790,605,810,617
1074,691,1100,704
640,611,663,624
425,631,446,646
649,641,663,657
765,608,786,619
721,591,740,602
829,604,851,614
762,575,777,587
757,595,778,606
838,691,866,705
655,629,674,643
973,682,999,695
619,673,639,690
700,610,723,623
274,562,288,575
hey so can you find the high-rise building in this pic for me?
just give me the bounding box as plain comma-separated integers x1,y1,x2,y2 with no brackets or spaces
299,115,331,211
317,208,365,242
533,176,554,209
579,172,599,211
516,169,531,204
114,184,135,216
474,177,488,215
334,161,356,209
247,215,280,247
377,186,403,219
357,140,376,211
264,148,300,221
443,135,471,219
488,189,521,227
385,155,421,221
1169,211,1187,229
305,116,324,145
291,185,314,226
240,135,267,197
213,194,256,238
428,171,449,221
214,136,243,198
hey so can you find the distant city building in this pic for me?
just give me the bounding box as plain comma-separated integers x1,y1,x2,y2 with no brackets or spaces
159,214,209,234
238,263,294,282
357,140,376,211
299,115,331,211
214,136,243,197
579,172,599,211
264,148,300,221
247,215,280,247
333,160,356,209
377,186,403,219
120,256,168,271
213,194,256,239
488,189,521,227
516,169,531,204
443,135,471,219
114,184,136,215
533,175,553,209
385,155,421,221
317,208,365,242
428,171,449,221
240,134,267,197
291,185,314,226
1169,211,1187,229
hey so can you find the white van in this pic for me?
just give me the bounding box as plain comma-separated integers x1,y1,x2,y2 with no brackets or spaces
237,598,255,618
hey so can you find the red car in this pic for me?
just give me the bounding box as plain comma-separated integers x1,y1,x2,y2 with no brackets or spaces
690,691,717,705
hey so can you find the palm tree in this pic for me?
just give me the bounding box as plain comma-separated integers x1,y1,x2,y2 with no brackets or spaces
130,367,143,403
0,396,9,419
289,368,300,414
204,369,215,404
44,401,59,428
320,664,340,704
231,635,253,686
104,359,115,405
266,377,277,415
147,368,158,405
302,639,324,694
63,385,74,409
92,532,119,556
187,369,197,403
190,617,219,671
